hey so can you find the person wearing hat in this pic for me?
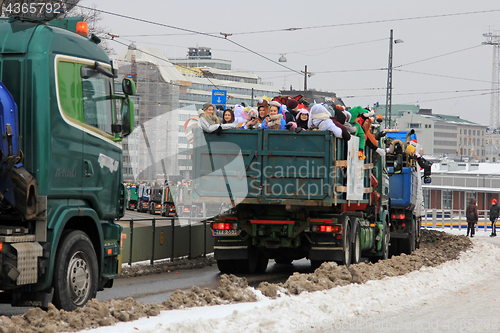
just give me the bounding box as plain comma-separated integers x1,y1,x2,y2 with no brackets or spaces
466,198,478,237
286,99,300,121
261,101,286,130
295,109,310,130
242,108,259,129
489,198,499,237
307,104,342,137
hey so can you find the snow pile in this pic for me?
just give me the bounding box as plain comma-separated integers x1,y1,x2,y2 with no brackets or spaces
82,235,500,333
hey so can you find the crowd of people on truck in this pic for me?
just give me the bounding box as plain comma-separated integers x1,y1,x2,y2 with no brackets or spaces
197,96,390,160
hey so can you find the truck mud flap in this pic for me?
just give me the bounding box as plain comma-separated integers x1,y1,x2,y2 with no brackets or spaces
214,237,250,260
11,288,54,310
309,247,344,261
390,232,410,239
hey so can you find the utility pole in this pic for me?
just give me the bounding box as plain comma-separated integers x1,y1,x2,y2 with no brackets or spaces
385,30,394,129
304,65,308,92
483,32,500,162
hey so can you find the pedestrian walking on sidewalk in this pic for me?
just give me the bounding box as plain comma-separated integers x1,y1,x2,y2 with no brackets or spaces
466,198,478,237
489,199,499,237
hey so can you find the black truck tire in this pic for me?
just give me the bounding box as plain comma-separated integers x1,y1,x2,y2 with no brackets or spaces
217,259,237,274
310,260,323,271
341,222,352,267
236,248,260,273
52,230,98,311
255,254,268,273
381,224,390,260
351,224,361,265
402,217,416,255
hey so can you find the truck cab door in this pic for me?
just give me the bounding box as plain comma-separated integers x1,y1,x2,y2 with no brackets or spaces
79,65,122,219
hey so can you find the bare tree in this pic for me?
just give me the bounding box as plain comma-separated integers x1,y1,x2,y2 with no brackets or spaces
67,3,115,55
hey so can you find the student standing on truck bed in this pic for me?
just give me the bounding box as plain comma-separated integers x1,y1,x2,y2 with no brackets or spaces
466,198,478,237
489,199,499,237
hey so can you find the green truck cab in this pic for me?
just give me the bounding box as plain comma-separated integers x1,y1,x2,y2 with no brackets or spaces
0,16,134,310
192,128,390,273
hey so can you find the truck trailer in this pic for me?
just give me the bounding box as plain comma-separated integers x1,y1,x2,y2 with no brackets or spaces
192,127,390,273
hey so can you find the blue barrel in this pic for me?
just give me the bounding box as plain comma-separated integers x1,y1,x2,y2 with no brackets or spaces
0,80,19,205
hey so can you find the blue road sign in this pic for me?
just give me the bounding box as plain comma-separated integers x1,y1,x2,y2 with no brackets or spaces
212,90,227,105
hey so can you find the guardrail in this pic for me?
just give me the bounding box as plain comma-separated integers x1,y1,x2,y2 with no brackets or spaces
117,217,214,265
421,209,498,232
117,208,496,266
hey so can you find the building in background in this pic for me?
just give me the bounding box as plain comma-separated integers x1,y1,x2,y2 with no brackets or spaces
115,45,279,182
374,104,488,162
423,161,500,217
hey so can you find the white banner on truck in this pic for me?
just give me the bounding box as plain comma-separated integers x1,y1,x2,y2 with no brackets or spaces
346,136,364,201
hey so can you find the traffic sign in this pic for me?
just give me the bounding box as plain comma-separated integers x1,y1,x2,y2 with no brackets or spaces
212,90,227,106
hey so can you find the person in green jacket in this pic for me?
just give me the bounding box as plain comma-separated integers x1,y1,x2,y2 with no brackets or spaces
347,106,375,160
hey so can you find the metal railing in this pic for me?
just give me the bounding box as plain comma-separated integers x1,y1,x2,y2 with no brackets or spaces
421,208,497,232
117,216,214,265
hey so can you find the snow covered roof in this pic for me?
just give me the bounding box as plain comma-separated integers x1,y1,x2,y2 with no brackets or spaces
431,162,500,175
114,45,186,82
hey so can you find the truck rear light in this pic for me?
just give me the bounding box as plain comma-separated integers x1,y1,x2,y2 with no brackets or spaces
392,214,405,220
155,204,161,208
211,222,237,230
314,225,340,233
0,242,2,252
336,234,342,240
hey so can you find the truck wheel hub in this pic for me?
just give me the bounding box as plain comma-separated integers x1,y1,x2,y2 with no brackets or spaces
68,253,90,301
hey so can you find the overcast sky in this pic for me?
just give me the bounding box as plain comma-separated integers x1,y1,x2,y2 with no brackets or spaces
92,0,500,126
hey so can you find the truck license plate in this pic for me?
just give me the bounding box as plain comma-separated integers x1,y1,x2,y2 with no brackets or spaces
214,230,237,236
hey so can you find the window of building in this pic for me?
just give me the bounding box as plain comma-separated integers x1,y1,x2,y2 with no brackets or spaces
442,190,453,209
409,123,421,129
423,189,431,210
178,137,188,144
179,125,185,132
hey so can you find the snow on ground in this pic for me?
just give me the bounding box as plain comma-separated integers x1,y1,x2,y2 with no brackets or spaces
79,230,500,333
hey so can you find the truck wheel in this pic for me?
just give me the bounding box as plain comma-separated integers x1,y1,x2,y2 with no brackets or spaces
217,259,237,274
310,260,323,271
237,249,259,273
52,230,98,311
351,225,361,265
255,254,268,273
341,222,352,267
381,226,389,260
402,218,416,255
274,258,293,265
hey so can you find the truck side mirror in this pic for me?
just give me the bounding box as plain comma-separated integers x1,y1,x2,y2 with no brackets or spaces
122,78,136,96
423,176,431,184
121,97,134,137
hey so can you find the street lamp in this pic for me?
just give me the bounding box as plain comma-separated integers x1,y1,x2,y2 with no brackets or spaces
278,54,287,62
385,29,403,129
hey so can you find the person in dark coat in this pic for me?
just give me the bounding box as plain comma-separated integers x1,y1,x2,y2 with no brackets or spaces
489,199,499,237
466,198,478,237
